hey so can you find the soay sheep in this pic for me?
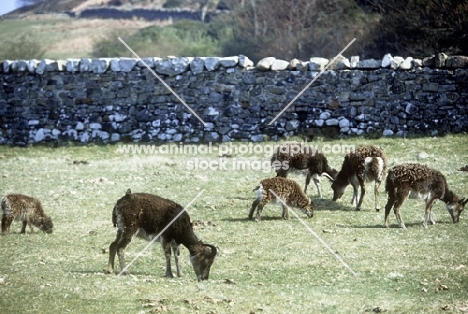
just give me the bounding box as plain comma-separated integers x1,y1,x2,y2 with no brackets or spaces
271,142,337,198
331,145,387,211
107,189,218,281
1,193,53,234
384,163,468,228
249,177,314,222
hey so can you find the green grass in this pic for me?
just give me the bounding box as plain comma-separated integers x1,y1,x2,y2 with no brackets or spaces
1,135,468,313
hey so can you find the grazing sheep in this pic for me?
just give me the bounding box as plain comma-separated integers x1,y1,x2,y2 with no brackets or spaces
249,177,314,222
332,145,387,211
107,189,218,281
1,194,53,234
271,142,337,198
384,163,467,228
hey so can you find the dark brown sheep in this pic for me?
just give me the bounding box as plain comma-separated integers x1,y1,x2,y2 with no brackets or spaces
107,189,218,281
271,142,337,198
1,194,53,234
332,145,387,211
384,163,467,228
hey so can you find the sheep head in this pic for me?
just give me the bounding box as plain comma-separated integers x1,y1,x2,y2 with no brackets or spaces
446,197,468,223
190,243,218,281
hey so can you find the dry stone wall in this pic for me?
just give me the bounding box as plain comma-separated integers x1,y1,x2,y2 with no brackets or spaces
0,53,467,145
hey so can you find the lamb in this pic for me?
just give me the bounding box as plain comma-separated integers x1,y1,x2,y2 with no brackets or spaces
1,194,53,234
107,189,218,281
384,163,467,228
248,177,314,222
271,142,337,198
331,145,387,211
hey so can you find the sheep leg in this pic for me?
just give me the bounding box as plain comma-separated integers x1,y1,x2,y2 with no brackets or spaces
384,196,396,228
312,174,323,199
162,239,175,278
281,204,289,220
304,172,312,194
107,229,123,274
1,214,12,234
356,178,366,211
171,241,183,277
393,194,407,229
374,180,381,212
423,198,437,228
349,175,359,208
276,168,289,178
255,203,265,222
248,198,260,220
21,220,27,234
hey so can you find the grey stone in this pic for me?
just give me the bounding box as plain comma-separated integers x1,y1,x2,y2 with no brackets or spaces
28,59,39,73
34,128,45,142
315,119,324,127
382,129,394,136
219,56,238,68
250,134,264,142
285,120,300,131
66,59,80,72
391,56,404,70
172,133,183,142
203,131,220,142
339,118,350,128
350,56,360,68
400,57,413,70
190,57,205,74
76,122,85,131
271,59,290,71
356,59,381,69
319,112,331,120
405,103,419,115
2,60,13,73
155,57,190,76
238,55,254,68
309,57,329,71
91,58,111,73
325,118,339,126
257,57,276,71
381,54,393,68
79,58,92,72
204,57,220,71
435,53,448,68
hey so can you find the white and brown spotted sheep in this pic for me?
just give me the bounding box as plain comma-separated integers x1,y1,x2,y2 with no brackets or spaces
384,163,467,228
249,177,314,222
1,194,53,234
271,142,338,198
107,189,218,281
332,145,387,211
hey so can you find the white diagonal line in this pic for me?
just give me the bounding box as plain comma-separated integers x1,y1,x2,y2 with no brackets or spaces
268,38,356,125
117,189,206,276
268,189,357,276
118,37,206,126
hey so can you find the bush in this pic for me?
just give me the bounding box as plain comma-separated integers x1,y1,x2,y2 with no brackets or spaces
92,20,222,58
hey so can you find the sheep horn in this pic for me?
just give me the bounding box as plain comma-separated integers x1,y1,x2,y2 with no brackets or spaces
321,172,334,181
204,243,218,257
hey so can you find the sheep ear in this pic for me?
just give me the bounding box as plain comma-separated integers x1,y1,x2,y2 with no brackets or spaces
461,198,468,206
126,189,132,195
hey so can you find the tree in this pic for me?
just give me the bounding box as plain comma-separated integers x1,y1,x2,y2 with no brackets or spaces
213,0,372,62
362,0,468,58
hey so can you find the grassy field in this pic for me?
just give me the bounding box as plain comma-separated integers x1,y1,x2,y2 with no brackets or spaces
0,16,156,60
1,135,468,313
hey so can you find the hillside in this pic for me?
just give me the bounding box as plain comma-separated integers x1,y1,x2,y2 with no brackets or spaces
7,0,194,16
